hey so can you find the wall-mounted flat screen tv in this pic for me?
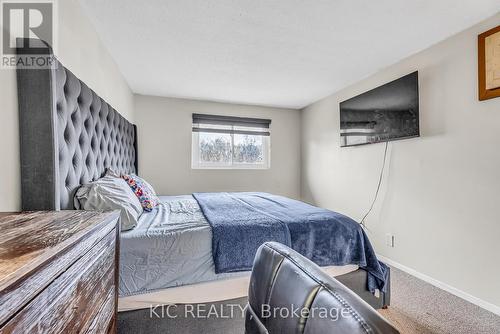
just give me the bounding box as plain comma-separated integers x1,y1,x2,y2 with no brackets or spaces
340,71,419,147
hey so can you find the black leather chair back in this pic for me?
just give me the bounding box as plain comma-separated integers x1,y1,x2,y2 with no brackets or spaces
245,242,399,334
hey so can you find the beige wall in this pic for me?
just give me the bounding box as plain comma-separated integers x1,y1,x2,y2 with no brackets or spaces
0,0,134,211
135,95,301,198
301,14,500,309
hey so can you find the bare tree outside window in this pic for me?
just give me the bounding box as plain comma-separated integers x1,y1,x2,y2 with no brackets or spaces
233,134,263,163
199,133,232,163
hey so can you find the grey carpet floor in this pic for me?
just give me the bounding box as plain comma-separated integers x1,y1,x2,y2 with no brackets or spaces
379,266,500,334
118,297,246,334
118,265,500,333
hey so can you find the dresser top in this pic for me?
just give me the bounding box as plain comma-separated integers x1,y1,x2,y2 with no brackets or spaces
0,210,119,291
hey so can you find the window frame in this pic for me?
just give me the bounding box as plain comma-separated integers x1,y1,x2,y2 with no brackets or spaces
191,120,271,170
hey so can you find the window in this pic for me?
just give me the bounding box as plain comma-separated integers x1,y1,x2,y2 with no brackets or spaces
192,113,271,169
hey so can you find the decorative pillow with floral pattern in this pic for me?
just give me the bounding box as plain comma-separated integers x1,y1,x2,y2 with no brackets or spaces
121,174,160,212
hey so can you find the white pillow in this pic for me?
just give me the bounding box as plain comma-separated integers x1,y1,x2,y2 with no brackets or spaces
74,175,142,231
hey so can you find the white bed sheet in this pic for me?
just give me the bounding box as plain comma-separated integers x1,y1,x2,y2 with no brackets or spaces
119,195,243,297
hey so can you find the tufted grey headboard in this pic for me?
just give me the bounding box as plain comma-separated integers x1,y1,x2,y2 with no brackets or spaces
17,39,137,210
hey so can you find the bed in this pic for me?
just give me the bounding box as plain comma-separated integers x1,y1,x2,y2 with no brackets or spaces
16,39,390,314
118,195,362,311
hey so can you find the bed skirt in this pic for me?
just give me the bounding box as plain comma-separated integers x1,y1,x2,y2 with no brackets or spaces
118,264,359,312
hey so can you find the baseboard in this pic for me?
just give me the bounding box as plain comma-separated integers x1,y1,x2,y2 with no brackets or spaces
376,254,500,316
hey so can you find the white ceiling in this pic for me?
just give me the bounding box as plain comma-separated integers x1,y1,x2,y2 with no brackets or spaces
79,0,500,109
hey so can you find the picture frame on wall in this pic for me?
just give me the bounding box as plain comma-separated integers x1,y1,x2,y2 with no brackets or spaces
478,25,500,101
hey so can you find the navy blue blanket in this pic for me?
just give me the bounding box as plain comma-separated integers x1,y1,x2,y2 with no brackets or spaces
193,192,388,292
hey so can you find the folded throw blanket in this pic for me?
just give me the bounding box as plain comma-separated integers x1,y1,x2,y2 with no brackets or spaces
193,192,388,292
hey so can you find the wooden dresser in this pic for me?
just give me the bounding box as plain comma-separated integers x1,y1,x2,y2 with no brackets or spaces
0,211,120,334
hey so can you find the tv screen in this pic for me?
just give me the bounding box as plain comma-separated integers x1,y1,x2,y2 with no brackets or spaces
340,71,419,147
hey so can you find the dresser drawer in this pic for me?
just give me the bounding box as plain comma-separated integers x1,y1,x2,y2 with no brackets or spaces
0,228,117,334
85,290,116,334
